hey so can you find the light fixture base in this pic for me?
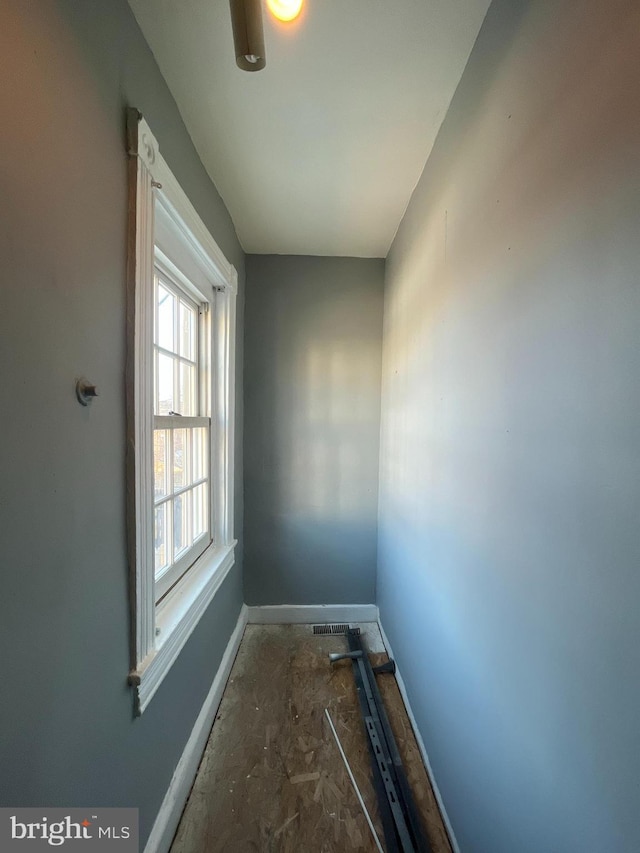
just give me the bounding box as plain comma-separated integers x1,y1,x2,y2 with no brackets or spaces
230,0,266,71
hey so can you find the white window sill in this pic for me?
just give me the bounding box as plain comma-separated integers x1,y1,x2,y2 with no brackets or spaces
129,541,237,715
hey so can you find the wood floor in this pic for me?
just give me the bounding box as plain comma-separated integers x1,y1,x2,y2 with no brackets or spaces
171,624,452,853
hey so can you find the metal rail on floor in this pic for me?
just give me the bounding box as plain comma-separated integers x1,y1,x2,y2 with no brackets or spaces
329,628,432,853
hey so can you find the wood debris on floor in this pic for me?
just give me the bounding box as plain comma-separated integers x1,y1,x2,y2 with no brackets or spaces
170,624,452,853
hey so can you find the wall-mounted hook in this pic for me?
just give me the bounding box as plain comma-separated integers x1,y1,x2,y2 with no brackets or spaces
76,378,99,406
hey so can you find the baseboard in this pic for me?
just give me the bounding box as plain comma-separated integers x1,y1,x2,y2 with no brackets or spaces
144,604,249,853
246,603,379,624
378,620,462,853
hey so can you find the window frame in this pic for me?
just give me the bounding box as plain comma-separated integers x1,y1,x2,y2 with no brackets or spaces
126,109,237,715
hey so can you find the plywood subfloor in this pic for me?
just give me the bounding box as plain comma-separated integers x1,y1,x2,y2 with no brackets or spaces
171,624,452,853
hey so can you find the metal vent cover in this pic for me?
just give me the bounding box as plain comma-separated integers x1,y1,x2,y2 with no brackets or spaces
312,624,360,636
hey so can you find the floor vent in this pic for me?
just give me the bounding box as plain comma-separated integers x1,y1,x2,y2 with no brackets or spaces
312,624,360,636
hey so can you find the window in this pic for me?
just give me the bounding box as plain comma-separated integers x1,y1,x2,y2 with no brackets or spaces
153,269,210,601
126,109,237,714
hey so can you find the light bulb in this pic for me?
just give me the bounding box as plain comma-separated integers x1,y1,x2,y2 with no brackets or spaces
266,0,303,23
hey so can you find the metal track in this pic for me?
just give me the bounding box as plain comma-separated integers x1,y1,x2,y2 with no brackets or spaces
329,629,433,853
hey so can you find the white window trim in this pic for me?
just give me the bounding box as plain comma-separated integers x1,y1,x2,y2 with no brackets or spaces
126,109,237,715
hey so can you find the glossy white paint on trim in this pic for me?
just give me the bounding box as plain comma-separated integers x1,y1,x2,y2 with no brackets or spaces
127,110,237,713
127,112,158,668
133,544,237,714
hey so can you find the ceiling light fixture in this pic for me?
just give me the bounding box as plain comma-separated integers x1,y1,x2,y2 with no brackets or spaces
266,0,303,23
229,0,266,71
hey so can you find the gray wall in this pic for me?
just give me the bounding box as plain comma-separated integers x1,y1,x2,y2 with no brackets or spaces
244,255,384,604
0,0,244,845
377,1,640,851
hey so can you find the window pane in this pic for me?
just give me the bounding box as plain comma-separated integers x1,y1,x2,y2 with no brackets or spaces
154,430,170,499
192,427,207,481
154,503,169,575
174,491,193,558
174,428,190,490
179,362,196,416
157,283,175,352
193,482,208,540
180,300,196,361
157,352,175,415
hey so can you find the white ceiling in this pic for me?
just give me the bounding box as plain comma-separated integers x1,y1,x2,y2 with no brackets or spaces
129,0,491,257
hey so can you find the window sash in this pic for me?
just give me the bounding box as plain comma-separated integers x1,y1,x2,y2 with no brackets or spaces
153,418,211,602
153,415,207,430
154,517,210,602
154,270,202,419
153,262,211,602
